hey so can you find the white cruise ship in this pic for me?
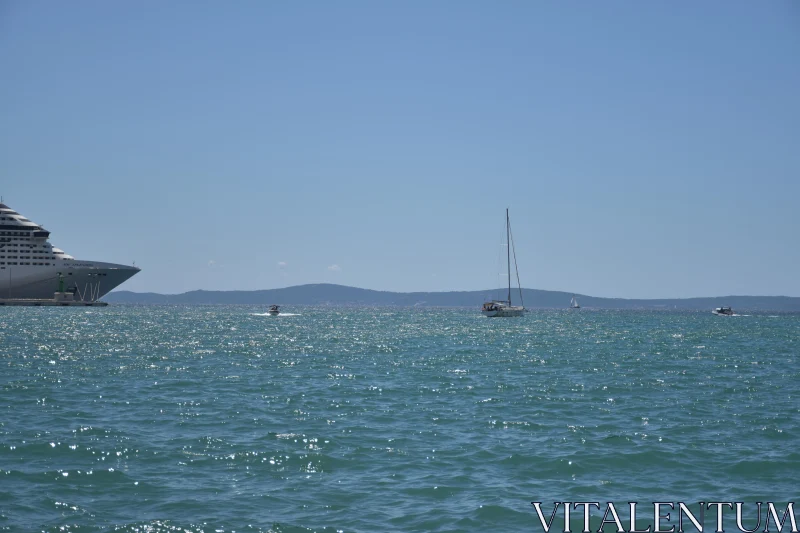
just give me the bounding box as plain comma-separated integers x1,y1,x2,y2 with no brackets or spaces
0,202,140,301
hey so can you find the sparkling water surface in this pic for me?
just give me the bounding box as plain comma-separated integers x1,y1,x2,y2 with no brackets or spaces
1,306,798,532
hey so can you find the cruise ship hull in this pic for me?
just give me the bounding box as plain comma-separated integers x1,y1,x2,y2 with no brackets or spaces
0,261,140,301
0,201,140,301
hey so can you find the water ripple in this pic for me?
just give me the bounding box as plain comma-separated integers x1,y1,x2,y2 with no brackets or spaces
1,306,798,532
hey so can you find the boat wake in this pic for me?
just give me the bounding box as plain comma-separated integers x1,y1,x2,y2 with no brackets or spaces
251,312,300,317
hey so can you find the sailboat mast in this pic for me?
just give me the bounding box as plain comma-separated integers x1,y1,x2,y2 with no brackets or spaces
506,208,511,305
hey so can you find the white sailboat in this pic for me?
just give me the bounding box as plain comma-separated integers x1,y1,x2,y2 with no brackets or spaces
570,296,580,309
482,209,526,317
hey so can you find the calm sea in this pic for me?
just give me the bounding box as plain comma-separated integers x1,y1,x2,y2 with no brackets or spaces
1,306,798,532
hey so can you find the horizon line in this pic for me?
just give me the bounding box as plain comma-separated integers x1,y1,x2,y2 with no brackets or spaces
110,283,800,301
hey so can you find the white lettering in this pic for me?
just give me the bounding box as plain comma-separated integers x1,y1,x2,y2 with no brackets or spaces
574,502,601,533
533,502,562,533
599,502,625,533
655,503,676,533
630,502,653,533
765,503,798,533
679,502,703,533
707,503,733,533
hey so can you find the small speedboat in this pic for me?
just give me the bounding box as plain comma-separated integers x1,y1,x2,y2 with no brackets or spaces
267,305,280,316
712,306,733,316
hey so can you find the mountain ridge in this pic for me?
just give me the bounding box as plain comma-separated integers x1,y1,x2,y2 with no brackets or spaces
105,284,800,311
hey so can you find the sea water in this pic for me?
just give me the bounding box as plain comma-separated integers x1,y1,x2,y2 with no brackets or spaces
1,306,798,532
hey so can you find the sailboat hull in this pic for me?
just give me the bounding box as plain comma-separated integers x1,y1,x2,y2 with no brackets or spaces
482,305,525,317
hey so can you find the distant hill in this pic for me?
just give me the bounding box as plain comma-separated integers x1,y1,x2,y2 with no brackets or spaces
104,284,800,311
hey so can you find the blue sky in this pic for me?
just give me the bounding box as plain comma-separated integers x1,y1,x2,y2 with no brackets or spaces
1,1,798,298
